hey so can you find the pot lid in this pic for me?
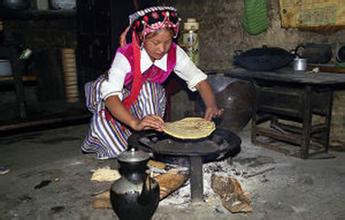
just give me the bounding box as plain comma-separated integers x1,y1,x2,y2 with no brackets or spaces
118,148,150,163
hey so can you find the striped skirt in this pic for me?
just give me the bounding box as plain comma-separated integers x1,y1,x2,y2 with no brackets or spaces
81,74,166,159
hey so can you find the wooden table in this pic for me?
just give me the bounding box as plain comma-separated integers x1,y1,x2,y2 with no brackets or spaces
217,68,345,159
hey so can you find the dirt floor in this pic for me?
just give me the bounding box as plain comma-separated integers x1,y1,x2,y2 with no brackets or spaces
1,123,345,220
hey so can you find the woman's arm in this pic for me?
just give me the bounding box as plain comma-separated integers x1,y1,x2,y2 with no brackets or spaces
173,45,223,120
195,80,224,121
105,95,164,131
102,49,163,131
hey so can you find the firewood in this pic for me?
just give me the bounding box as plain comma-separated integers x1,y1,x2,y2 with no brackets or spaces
148,160,167,170
91,191,111,209
211,174,252,213
91,172,188,209
154,172,188,200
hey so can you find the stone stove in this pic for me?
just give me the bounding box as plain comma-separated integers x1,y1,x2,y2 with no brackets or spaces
128,128,241,202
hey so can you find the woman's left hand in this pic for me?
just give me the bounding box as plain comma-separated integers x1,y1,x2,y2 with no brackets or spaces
204,106,224,121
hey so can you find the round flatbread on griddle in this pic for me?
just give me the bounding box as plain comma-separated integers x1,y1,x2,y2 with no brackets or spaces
163,117,216,139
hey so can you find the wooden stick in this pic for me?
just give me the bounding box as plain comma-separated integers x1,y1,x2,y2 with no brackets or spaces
243,167,275,178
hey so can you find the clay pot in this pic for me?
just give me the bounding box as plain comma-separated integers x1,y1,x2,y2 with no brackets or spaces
216,79,255,131
197,73,255,132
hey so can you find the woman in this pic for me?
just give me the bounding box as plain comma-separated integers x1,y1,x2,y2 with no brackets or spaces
81,6,223,159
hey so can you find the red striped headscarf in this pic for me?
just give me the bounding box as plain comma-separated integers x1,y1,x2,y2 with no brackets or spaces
122,6,181,110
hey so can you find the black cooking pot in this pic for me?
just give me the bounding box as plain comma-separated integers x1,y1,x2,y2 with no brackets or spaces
234,46,295,71
336,45,345,63
294,43,332,64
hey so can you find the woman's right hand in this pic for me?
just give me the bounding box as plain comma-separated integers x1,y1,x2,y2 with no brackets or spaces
130,115,164,132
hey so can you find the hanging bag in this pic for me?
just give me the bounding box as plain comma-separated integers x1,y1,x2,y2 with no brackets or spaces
241,0,268,35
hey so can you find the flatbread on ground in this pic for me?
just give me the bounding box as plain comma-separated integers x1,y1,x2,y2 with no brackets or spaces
163,117,216,139
90,167,121,182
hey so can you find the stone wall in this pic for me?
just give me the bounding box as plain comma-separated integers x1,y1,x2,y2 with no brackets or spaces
164,0,345,144
163,0,345,70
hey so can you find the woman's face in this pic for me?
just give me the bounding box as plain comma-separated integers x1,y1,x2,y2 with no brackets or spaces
143,28,173,61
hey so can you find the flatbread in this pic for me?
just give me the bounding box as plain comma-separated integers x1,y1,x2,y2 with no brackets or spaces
163,117,216,139
90,167,121,182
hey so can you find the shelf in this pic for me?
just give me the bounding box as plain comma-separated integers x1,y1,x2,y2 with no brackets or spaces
0,75,37,82
307,64,345,73
0,9,76,20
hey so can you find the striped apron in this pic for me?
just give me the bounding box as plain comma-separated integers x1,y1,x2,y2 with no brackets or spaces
81,74,166,159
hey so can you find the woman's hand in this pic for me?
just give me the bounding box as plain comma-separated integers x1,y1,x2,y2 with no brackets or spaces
204,106,224,121
130,115,164,132
105,96,164,131
195,80,224,121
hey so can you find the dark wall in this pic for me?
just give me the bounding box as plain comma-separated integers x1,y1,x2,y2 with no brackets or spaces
4,17,76,101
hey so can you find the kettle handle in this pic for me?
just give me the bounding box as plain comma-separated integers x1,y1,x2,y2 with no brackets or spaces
292,44,305,58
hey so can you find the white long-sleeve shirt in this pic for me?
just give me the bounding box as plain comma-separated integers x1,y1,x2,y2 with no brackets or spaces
100,44,207,100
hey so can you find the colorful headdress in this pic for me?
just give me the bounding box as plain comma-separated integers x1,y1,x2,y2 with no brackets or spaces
122,6,181,110
129,6,181,44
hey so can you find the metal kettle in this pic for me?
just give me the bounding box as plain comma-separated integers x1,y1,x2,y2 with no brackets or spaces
291,46,307,72
293,57,307,72
110,148,160,220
